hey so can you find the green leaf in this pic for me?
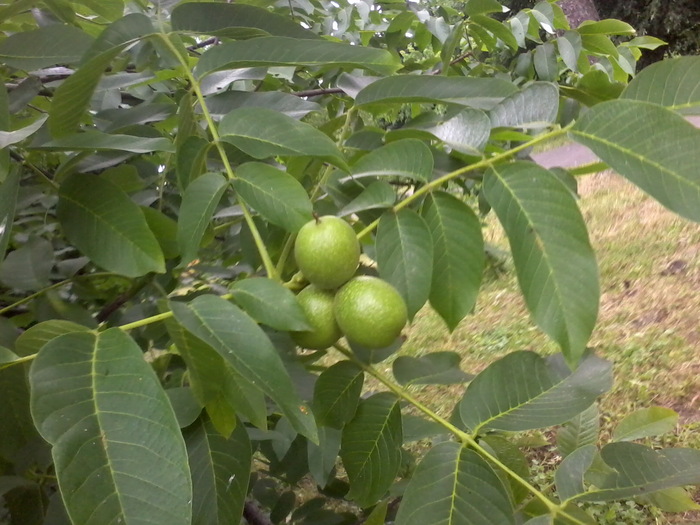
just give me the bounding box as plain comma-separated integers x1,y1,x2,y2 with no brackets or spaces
0,168,20,262
555,444,597,501
480,435,531,504
233,162,314,232
57,173,165,277
394,442,515,525
376,209,433,320
612,407,679,442
177,172,229,266
392,351,472,385
426,108,491,155
557,32,582,72
470,15,519,51
355,76,518,109
220,109,347,170
205,91,321,120
640,487,700,513
458,351,612,434
195,37,399,78
170,295,317,443
490,82,559,129
580,34,618,57
577,443,700,502
364,500,389,525
483,162,599,363
312,361,364,429
349,139,433,182
29,329,192,524
0,364,39,458
307,426,342,487
171,2,318,40
557,404,599,457
230,277,311,331
466,0,504,16
534,43,557,81
177,136,211,191
0,237,54,291
185,417,251,525
570,100,700,223
422,191,484,330
0,24,94,70
577,19,635,36
141,207,180,260
48,13,155,137
36,131,175,153
14,320,91,357
167,387,202,428
164,317,268,434
340,392,402,508
0,115,48,149
339,181,396,217
621,56,700,114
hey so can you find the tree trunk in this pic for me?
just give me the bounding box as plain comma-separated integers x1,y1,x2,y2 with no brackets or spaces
559,0,599,28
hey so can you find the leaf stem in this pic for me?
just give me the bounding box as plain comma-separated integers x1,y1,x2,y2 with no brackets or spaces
332,343,588,524
0,353,37,370
155,33,279,281
356,125,573,240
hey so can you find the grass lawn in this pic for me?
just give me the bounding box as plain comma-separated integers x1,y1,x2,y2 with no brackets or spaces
399,172,700,524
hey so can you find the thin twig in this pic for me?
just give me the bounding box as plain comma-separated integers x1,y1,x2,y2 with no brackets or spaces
293,87,346,98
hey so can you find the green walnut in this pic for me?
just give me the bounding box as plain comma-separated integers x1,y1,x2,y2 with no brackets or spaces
294,215,360,290
334,276,408,349
291,285,342,350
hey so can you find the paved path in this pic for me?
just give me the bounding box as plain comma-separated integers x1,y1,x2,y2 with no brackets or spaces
531,115,700,169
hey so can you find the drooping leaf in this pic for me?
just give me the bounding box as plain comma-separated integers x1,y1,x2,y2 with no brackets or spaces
171,2,319,39
393,351,472,385
164,317,268,435
48,13,155,137
141,207,180,260
0,237,54,291
355,76,518,109
557,404,599,457
0,115,48,149
612,407,679,442
0,168,20,263
571,100,700,223
422,191,484,330
555,444,597,501
480,435,531,504
57,173,164,277
29,329,192,524
490,82,559,129
533,43,557,81
0,364,40,458
170,295,317,443
458,351,612,434
185,416,251,525
312,361,364,429
349,139,433,182
470,15,519,51
233,162,314,232
220,109,347,169
339,181,396,217
394,441,515,525
176,136,211,190
577,443,700,502
36,131,175,153
340,393,402,508
0,24,94,70
483,162,599,363
177,172,229,266
577,19,635,36
307,426,342,487
229,277,311,331
376,209,433,320
195,37,399,78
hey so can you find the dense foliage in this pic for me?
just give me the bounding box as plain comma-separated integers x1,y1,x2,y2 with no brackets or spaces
1,0,699,524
